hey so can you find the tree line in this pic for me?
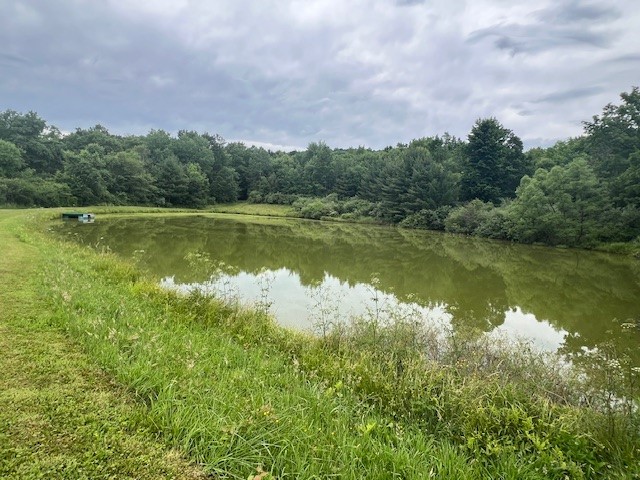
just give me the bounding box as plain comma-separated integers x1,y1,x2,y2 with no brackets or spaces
0,87,638,247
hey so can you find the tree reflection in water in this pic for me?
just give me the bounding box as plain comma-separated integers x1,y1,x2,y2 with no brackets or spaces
57,215,640,368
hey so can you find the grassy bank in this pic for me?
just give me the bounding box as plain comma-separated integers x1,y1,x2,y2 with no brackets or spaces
0,210,205,479
209,202,295,217
209,200,383,226
2,208,639,478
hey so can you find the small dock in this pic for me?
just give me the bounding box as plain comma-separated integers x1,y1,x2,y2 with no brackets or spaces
61,212,95,223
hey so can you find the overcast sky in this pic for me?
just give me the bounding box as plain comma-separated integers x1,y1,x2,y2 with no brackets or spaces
1,0,638,150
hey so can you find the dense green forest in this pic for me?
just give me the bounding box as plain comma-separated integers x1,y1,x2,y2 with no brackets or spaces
1,87,638,248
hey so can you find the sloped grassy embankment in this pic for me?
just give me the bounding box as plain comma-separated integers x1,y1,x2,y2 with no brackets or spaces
0,209,206,479
1,208,638,479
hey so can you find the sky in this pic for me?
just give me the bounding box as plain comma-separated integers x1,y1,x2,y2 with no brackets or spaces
1,0,638,151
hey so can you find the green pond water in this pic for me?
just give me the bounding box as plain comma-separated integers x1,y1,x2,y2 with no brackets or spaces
57,214,640,365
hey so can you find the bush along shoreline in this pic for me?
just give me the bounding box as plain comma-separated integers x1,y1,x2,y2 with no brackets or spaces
19,209,636,479
209,197,640,257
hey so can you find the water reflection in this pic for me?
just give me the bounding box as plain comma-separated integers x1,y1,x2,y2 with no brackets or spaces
57,214,640,363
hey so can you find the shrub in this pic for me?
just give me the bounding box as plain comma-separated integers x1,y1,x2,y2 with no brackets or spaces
292,197,338,219
474,207,509,239
247,190,263,203
248,191,300,205
336,197,378,218
292,195,378,221
264,192,300,205
400,206,453,231
0,177,74,207
444,200,494,235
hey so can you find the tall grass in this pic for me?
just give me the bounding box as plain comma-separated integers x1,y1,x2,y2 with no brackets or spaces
31,212,640,478
41,248,469,478
307,318,639,477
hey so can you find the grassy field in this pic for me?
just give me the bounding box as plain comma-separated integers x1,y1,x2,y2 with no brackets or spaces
209,202,296,217
1,208,638,479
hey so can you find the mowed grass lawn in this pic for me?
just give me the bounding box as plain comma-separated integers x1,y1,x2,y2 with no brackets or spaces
208,202,295,217
0,209,206,479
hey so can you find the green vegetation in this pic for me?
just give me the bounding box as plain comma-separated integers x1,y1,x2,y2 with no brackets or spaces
60,212,640,363
0,210,205,479
2,209,639,478
209,202,295,217
1,88,639,249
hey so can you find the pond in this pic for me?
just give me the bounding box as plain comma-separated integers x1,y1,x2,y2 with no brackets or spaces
57,214,640,365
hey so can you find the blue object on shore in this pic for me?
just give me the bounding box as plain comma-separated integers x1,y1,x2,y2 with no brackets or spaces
62,212,95,223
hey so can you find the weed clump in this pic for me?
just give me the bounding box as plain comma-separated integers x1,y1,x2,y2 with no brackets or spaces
303,308,639,477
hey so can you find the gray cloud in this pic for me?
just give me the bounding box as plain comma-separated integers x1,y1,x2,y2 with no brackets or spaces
467,1,622,56
535,1,620,24
0,0,638,150
468,22,615,56
0,52,31,66
604,53,640,64
532,86,605,104
395,0,426,6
